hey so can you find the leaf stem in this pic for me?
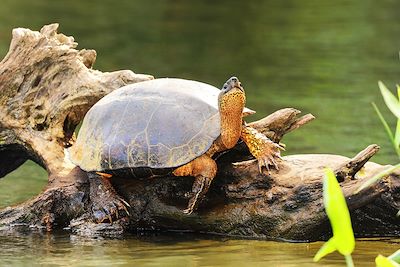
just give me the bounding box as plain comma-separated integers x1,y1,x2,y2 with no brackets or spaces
345,254,355,267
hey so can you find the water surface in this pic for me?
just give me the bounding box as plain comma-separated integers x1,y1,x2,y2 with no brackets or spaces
0,233,398,267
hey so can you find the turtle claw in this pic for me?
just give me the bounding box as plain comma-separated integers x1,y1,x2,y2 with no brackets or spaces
241,125,284,174
89,174,130,223
107,213,113,224
91,197,128,224
256,141,284,174
120,200,130,216
182,174,213,215
119,197,131,209
183,208,193,215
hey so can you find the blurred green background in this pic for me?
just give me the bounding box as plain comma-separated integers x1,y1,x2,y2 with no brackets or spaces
1,1,400,266
0,0,400,206
1,0,400,207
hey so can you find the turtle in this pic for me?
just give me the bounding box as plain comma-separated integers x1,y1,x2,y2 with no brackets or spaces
69,77,282,222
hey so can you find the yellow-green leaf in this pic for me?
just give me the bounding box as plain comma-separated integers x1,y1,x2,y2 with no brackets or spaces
313,238,337,262
389,249,400,263
372,103,396,149
323,168,355,256
376,255,400,267
379,81,400,119
396,84,400,100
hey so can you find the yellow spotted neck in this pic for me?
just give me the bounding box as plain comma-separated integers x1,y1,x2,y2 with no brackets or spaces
218,88,245,149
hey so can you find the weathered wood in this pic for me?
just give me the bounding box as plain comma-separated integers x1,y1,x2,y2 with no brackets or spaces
334,144,380,182
0,23,151,232
0,24,399,240
0,23,152,177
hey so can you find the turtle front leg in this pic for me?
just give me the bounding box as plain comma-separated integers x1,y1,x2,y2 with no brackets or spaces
88,172,130,223
173,155,217,214
240,125,284,173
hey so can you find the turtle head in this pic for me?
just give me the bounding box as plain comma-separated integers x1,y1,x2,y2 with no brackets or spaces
221,76,244,94
218,76,246,109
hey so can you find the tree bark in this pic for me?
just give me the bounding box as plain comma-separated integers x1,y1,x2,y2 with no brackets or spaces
0,24,399,240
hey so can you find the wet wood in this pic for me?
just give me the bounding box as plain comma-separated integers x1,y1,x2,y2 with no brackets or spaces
0,24,399,240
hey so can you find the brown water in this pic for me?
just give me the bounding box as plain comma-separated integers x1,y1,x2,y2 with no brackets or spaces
0,0,399,266
0,233,398,267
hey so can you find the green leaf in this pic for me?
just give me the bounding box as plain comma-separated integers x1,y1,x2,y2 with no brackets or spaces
376,255,400,267
372,102,396,147
323,168,355,256
396,85,400,100
389,249,400,263
313,238,337,262
395,85,400,152
394,119,400,150
379,81,400,119
314,169,355,264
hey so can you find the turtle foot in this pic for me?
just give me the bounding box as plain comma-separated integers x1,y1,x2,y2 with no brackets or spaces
240,125,284,174
89,174,130,223
183,175,213,215
256,140,284,174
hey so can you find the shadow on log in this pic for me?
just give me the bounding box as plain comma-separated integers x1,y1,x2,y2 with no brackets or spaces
0,24,399,240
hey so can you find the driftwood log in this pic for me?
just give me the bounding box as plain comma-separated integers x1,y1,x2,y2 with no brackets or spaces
0,24,399,240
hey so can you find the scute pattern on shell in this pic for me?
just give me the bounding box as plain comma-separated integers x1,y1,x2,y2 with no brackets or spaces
69,78,222,171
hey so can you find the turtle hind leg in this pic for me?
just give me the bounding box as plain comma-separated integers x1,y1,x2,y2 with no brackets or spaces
173,155,217,215
88,172,130,223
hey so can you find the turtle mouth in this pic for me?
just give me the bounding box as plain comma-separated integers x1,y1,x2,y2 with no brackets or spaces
228,82,244,93
234,83,244,92
221,78,244,93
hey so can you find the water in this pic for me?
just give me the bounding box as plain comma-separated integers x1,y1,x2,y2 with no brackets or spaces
1,0,400,265
0,232,398,267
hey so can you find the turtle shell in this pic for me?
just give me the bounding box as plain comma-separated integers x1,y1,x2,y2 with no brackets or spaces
69,78,223,172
